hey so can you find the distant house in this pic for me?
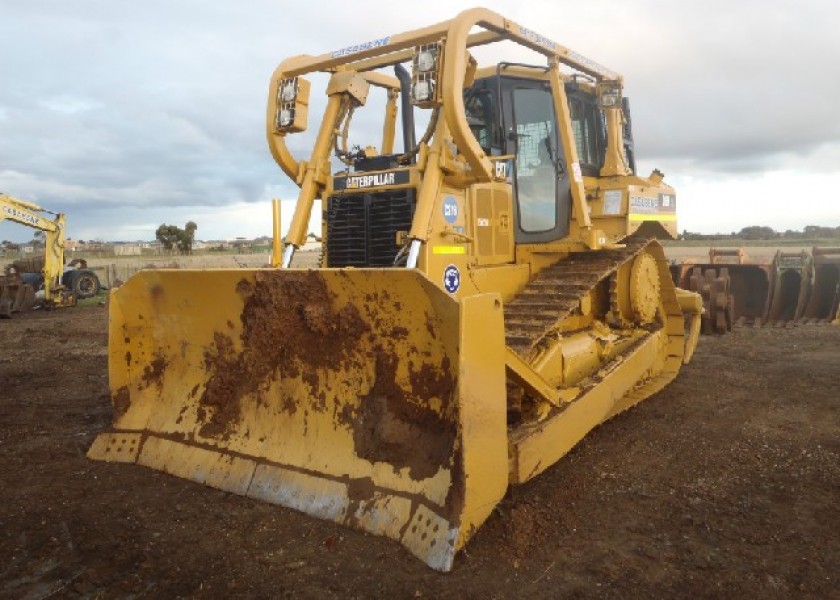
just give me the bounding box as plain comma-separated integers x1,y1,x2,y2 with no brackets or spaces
230,237,252,251
113,243,143,256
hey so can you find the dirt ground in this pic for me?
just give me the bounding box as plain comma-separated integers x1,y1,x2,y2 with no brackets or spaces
1,305,838,599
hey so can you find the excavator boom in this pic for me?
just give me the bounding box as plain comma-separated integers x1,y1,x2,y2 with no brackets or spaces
0,193,76,313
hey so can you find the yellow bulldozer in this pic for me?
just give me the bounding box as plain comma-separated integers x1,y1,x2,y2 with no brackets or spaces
89,9,703,571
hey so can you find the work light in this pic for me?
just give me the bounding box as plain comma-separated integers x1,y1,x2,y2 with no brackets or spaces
275,76,311,133
278,108,293,127
597,81,622,109
280,79,298,102
410,43,442,107
413,80,432,103
416,49,436,73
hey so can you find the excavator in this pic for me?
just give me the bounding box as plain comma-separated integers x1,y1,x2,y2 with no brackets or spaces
89,9,703,571
0,193,101,317
1,195,76,316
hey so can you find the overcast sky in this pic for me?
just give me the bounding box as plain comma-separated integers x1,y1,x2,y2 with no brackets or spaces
1,0,838,242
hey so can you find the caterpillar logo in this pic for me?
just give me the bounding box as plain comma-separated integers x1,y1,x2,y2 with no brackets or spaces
333,169,410,191
347,172,395,189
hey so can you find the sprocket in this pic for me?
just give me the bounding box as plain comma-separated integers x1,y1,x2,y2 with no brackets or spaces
609,251,661,326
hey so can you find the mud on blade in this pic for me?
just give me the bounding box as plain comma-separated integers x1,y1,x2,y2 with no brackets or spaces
88,268,508,571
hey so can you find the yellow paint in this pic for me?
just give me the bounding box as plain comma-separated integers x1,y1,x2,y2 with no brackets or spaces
90,8,705,574
432,245,466,255
629,213,677,222
0,193,70,305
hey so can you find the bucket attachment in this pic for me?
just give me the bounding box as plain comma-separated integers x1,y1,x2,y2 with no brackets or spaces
673,248,772,328
802,248,840,322
88,269,509,571
0,266,36,318
804,248,840,322
766,251,812,323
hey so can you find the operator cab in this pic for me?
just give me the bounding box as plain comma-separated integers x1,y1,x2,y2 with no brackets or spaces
463,67,626,244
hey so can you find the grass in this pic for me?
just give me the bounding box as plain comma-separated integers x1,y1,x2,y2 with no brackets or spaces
76,291,109,307
663,238,840,248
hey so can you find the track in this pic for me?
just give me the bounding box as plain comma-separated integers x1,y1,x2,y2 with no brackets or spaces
504,240,649,357
503,239,687,420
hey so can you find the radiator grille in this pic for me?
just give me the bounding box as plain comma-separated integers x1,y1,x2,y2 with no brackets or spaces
326,189,415,267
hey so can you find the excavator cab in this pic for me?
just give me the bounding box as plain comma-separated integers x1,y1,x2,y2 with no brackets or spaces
90,9,702,571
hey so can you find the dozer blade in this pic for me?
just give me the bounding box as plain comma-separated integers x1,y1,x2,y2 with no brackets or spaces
88,268,509,571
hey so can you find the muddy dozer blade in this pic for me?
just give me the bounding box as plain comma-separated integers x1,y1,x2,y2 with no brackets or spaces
88,269,508,571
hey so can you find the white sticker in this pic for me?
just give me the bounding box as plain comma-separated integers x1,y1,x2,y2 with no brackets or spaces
629,196,658,215
519,26,558,51
442,197,459,224
571,162,582,182
330,36,391,58
494,161,507,179
476,218,490,227
603,190,622,215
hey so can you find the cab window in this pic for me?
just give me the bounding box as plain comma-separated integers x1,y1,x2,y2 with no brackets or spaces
569,96,605,175
464,87,501,155
512,87,558,232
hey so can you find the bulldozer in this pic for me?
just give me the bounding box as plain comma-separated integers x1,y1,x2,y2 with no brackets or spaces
89,9,702,571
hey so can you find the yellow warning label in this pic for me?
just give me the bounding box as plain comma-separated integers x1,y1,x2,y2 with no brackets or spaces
629,214,677,222
432,246,466,255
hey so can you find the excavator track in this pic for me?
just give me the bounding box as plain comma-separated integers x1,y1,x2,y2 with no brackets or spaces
504,240,649,357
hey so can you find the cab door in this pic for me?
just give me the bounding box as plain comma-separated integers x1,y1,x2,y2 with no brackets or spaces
501,78,571,243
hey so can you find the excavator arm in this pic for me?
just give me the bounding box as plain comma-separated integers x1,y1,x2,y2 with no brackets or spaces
0,194,69,304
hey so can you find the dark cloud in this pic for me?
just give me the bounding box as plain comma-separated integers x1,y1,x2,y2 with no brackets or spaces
1,0,838,241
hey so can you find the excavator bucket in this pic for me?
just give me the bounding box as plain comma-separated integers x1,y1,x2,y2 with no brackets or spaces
766,251,812,324
674,248,773,327
0,266,36,318
88,268,508,571
803,248,840,322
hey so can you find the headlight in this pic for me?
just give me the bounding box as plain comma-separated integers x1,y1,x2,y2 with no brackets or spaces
274,76,310,133
412,81,432,103
280,80,297,102
410,42,442,107
597,81,622,109
278,108,293,127
416,50,436,72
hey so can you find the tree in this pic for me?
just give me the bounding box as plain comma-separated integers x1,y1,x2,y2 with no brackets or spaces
156,221,198,254
155,224,181,252
737,225,777,240
178,221,197,254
